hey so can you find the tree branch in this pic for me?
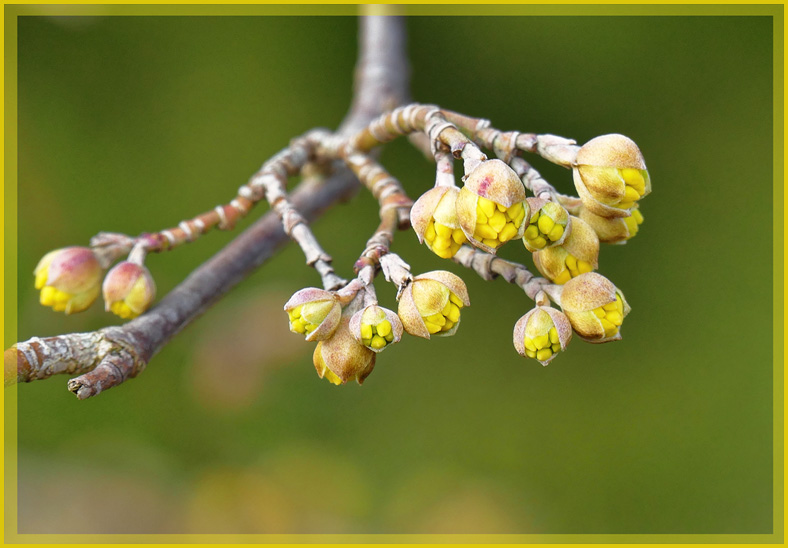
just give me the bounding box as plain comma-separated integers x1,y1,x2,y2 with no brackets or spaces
7,13,410,398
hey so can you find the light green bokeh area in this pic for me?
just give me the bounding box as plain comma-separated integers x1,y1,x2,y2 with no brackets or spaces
14,14,773,535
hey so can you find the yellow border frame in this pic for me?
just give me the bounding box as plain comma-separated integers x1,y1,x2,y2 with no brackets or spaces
2,3,783,545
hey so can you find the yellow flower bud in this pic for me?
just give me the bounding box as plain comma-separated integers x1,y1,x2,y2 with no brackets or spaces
349,304,403,352
102,261,156,319
559,272,631,343
522,198,570,252
34,246,103,314
283,288,342,342
410,186,468,259
398,270,470,339
533,216,599,284
313,317,376,385
573,134,650,218
513,306,572,365
579,204,644,244
455,159,529,254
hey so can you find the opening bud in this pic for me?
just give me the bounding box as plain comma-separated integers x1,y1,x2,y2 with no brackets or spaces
579,204,644,244
34,246,103,314
102,261,156,319
522,198,570,251
456,159,529,254
573,134,650,219
533,216,600,284
398,270,470,339
411,186,467,259
313,317,376,385
349,304,403,352
284,288,342,342
513,306,572,365
559,272,630,343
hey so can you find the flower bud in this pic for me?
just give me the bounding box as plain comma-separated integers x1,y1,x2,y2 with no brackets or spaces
513,306,572,365
313,317,376,385
559,272,630,342
349,304,403,352
579,204,644,244
410,186,467,259
398,270,470,338
533,216,599,284
573,134,650,218
102,261,156,319
455,159,529,254
522,198,570,251
34,246,103,314
283,288,341,342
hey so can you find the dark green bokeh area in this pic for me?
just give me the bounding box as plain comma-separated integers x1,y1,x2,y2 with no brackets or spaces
14,13,774,535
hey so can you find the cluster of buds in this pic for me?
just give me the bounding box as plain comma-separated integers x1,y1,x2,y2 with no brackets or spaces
571,134,650,245
412,160,529,258
33,246,156,319
283,270,469,385
403,127,650,369
28,104,650,391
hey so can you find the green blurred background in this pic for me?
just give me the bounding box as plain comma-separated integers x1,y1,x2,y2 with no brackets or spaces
12,10,774,535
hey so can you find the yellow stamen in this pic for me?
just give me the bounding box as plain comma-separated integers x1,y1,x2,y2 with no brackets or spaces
537,215,555,235
479,197,496,218
536,348,552,361
547,224,564,242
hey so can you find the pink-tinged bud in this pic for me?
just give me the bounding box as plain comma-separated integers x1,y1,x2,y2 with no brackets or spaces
579,204,644,244
410,186,467,259
313,317,376,385
284,288,342,342
455,159,529,254
34,246,103,314
349,304,403,353
102,261,156,320
533,216,600,285
522,198,570,252
559,272,631,343
397,270,470,339
513,306,572,365
573,134,650,219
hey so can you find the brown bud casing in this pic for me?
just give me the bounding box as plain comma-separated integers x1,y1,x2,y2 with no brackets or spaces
573,134,650,219
34,246,103,314
102,261,156,318
410,186,459,243
313,316,376,385
533,216,599,284
579,205,643,244
349,304,403,353
398,270,470,339
456,160,529,254
559,272,631,343
284,288,342,342
513,306,572,365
